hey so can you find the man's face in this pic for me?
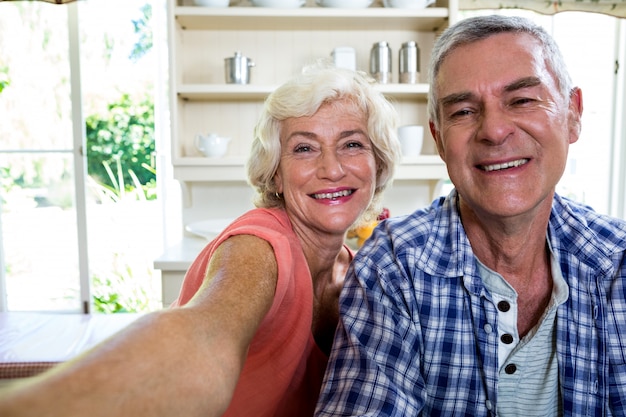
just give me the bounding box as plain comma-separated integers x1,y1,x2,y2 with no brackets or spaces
430,32,582,221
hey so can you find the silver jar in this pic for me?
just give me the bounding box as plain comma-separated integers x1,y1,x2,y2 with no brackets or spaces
399,41,419,84
370,41,392,84
224,51,255,85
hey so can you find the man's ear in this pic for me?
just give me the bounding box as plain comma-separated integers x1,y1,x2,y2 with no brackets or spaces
430,120,445,160
568,87,584,145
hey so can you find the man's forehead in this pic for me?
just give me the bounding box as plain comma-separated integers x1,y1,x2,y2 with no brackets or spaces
435,35,550,95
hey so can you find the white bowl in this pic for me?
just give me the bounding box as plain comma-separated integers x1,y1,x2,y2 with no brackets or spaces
186,218,235,240
251,0,305,7
382,0,435,8
192,0,231,6
195,134,231,158
316,0,374,8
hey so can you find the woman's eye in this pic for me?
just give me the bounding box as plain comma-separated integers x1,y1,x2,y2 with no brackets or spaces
346,141,364,149
294,144,312,153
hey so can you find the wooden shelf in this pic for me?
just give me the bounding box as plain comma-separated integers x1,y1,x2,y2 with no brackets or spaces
174,6,450,31
177,83,429,101
172,155,446,181
177,84,276,100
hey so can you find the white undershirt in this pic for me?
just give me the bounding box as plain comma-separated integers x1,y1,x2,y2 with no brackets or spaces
477,241,569,416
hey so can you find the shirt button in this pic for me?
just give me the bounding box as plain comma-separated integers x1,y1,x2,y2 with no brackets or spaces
500,333,514,344
485,400,493,410
505,364,517,374
498,301,511,312
484,323,493,334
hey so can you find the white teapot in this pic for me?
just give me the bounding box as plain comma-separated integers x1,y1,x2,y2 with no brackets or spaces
195,133,230,158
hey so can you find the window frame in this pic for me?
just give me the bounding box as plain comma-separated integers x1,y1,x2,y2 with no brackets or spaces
1,3,92,313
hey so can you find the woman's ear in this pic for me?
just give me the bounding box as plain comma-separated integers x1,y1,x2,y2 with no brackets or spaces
272,171,283,194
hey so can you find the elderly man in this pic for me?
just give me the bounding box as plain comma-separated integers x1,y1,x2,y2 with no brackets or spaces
316,14,626,417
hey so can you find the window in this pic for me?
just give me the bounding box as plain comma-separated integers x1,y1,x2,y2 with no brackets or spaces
0,0,169,313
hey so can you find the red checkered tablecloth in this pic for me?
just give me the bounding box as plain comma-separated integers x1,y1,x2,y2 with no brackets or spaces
0,362,58,379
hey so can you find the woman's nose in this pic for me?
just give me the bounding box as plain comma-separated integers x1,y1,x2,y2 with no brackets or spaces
318,151,346,180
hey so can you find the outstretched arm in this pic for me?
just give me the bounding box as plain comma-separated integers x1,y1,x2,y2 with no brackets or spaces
0,234,278,417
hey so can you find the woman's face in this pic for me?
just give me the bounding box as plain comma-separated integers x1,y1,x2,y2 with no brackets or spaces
274,100,377,240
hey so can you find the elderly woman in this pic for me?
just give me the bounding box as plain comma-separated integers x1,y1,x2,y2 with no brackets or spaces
0,62,400,417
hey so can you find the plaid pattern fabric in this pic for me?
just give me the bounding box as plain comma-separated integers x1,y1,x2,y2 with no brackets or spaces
0,362,58,379
316,191,626,417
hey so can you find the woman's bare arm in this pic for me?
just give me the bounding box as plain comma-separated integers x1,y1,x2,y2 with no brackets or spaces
0,235,278,417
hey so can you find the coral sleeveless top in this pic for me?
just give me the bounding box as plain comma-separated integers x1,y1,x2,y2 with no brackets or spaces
172,208,330,416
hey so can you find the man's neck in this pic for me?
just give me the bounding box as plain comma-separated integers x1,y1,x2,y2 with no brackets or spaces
458,196,554,336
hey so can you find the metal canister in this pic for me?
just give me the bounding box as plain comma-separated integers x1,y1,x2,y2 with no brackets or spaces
370,41,392,84
399,41,420,84
224,51,255,85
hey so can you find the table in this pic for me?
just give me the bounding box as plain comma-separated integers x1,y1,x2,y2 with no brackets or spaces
0,312,141,379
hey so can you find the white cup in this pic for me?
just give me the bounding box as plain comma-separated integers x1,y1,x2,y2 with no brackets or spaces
398,125,424,157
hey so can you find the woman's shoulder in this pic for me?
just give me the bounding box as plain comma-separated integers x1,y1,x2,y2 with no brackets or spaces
230,208,292,233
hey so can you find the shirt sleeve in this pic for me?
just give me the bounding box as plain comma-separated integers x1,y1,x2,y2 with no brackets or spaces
315,224,427,416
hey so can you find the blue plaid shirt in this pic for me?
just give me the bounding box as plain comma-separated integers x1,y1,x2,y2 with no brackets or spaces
316,191,626,416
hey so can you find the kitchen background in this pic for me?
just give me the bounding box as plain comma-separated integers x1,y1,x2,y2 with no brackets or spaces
0,0,624,313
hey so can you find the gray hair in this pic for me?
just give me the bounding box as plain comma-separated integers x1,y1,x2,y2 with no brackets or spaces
246,60,401,223
428,14,574,130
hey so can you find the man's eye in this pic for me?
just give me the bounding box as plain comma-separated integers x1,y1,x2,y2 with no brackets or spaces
511,97,537,106
449,109,473,119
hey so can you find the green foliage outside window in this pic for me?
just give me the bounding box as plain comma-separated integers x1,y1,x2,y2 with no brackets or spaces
85,92,156,200
0,66,9,94
92,253,160,314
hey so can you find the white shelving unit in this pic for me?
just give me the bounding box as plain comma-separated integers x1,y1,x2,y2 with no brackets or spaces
167,0,457,183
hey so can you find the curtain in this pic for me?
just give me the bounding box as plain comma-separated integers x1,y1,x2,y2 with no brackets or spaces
0,0,78,3
2,0,625,15
459,0,626,18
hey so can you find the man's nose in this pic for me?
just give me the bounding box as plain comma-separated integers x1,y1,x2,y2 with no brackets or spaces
476,105,515,145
